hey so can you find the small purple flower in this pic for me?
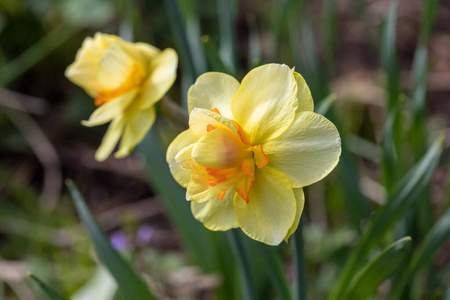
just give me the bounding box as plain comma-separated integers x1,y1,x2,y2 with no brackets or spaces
136,225,154,245
110,230,128,251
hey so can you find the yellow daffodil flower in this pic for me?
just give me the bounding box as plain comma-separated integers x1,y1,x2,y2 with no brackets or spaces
66,33,178,161
167,64,341,245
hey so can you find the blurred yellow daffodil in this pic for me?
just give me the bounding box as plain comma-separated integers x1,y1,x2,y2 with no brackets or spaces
66,33,178,161
167,64,341,245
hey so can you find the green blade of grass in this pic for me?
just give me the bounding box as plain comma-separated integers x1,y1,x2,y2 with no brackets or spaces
292,220,307,300
202,35,231,74
28,272,69,300
247,14,262,69
381,104,400,194
390,207,450,300
257,244,292,300
0,24,77,87
177,0,207,74
165,0,199,81
322,0,337,81
66,180,157,300
345,237,412,300
328,136,444,300
217,0,238,76
137,125,217,272
227,230,255,300
380,0,400,110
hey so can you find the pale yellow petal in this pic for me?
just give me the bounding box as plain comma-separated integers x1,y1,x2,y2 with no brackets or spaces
189,108,237,139
233,166,296,245
231,64,298,145
135,48,178,110
192,127,248,169
82,89,138,127
65,34,110,97
191,187,239,231
166,130,197,188
97,42,137,91
263,111,341,188
175,144,207,174
114,106,156,158
187,72,240,118
117,40,160,66
95,116,125,161
294,72,314,112
284,188,305,242
186,173,235,203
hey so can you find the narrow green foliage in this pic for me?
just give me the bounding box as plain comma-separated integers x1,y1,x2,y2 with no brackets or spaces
165,0,199,81
0,24,77,86
329,137,444,300
315,93,336,116
66,180,157,300
28,272,69,300
247,14,262,69
217,0,238,76
177,0,207,74
292,221,307,300
322,0,337,81
138,126,216,271
381,104,400,194
346,237,412,300
227,230,255,300
390,207,450,300
202,35,231,74
380,0,400,110
256,244,292,300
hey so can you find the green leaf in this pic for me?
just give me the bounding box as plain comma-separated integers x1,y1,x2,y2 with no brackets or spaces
390,207,450,300
346,237,412,300
202,35,231,74
258,244,292,300
164,0,199,81
315,93,336,116
226,230,255,300
329,136,444,300
28,272,69,300
217,0,238,76
0,24,77,87
292,221,307,300
66,180,157,300
380,0,400,110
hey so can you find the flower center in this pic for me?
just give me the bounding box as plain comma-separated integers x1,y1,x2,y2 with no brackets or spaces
95,63,143,106
192,108,269,203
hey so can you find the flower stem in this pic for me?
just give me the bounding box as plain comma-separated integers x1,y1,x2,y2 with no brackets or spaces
292,219,307,300
226,230,255,300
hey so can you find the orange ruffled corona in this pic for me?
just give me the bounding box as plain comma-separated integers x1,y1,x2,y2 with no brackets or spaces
65,33,178,161
167,64,341,245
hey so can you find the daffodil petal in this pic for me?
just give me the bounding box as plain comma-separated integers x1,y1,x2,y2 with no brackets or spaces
192,127,246,169
191,187,239,230
231,64,298,145
294,72,314,112
95,116,125,161
189,108,237,139
233,166,296,245
263,111,341,188
284,188,305,242
65,34,110,97
81,89,138,127
186,172,235,203
97,42,137,91
136,48,178,110
114,106,156,158
187,72,240,118
166,129,197,187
